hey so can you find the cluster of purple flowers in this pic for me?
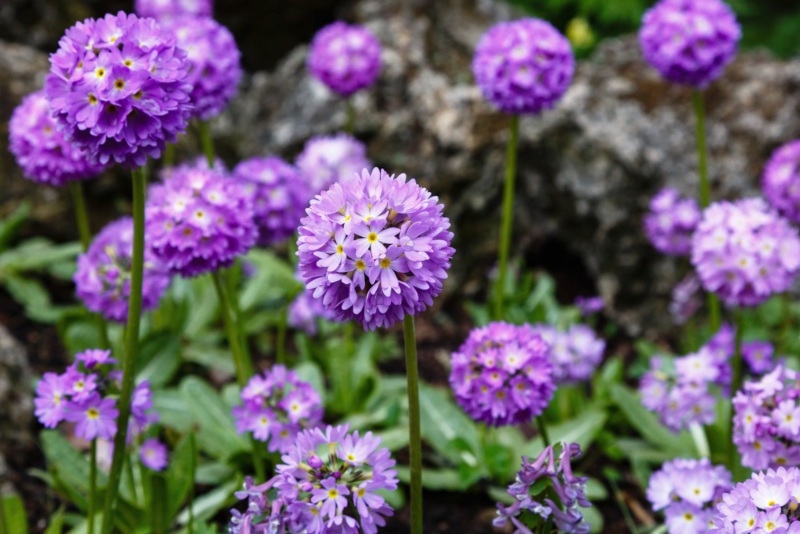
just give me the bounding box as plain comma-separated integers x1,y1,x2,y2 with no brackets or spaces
669,273,703,325
232,156,310,246
163,15,241,120
146,163,257,277
229,424,398,534
639,0,741,88
733,365,800,470
307,21,382,97
495,443,592,534
762,139,800,224
531,324,605,385
8,90,105,186
639,325,734,431
449,322,555,426
742,340,775,375
231,365,323,454
644,187,701,256
296,168,454,330
44,12,193,168
134,0,213,19
296,134,371,195
74,217,171,323
691,198,800,308
712,466,800,532
472,18,575,115
34,349,157,444
646,458,732,533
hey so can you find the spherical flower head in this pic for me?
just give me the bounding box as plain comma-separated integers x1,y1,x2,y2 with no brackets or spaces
472,18,575,115
307,21,381,96
140,438,169,471
532,324,605,385
450,322,555,426
711,467,800,532
647,458,731,534
639,0,741,88
644,187,701,256
296,167,454,331
75,217,171,323
162,15,241,120
8,90,106,186
762,140,800,224
231,365,323,454
232,156,310,246
146,165,257,277
296,133,371,195
692,198,800,307
44,12,193,168
134,0,213,20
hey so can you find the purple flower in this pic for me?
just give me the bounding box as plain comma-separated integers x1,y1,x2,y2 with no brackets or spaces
232,156,310,246
644,187,701,256
65,393,118,441
296,168,454,330
646,458,731,534
8,90,105,186
231,365,323,453
472,18,575,115
762,140,800,224
711,467,800,532
296,133,371,196
288,289,339,335
495,443,591,534
733,365,800,470
75,217,171,323
639,0,741,88
640,325,733,432
574,296,603,317
307,22,381,97
532,324,605,385
691,198,800,308
76,349,117,369
162,16,241,120
146,164,257,277
229,424,398,533
450,322,555,426
134,0,212,19
669,273,703,325
140,438,169,471
742,340,774,375
34,372,68,428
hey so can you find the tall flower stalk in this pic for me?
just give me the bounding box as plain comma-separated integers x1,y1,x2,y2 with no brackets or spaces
403,315,423,534
494,116,518,319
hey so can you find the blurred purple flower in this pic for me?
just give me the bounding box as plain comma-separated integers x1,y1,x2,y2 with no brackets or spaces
644,187,700,256
307,21,381,96
762,139,800,224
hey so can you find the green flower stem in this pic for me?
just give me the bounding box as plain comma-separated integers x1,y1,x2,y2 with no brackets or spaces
693,90,722,333
402,314,423,534
345,99,356,135
0,493,7,534
69,181,110,350
276,303,288,365
728,309,745,473
536,415,551,448
211,270,254,386
493,115,519,320
101,166,147,534
163,142,176,168
87,439,97,534
197,120,215,169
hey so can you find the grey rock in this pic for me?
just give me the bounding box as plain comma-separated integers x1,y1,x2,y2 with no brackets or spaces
0,325,34,465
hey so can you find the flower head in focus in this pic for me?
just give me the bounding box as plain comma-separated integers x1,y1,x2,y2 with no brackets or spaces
711,467,800,532
307,21,382,96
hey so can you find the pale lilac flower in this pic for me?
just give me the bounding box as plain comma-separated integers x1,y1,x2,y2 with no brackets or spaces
307,22,381,96
644,187,701,256
296,133,371,195
574,296,603,316
710,467,800,532
670,273,703,325
742,340,774,375
65,393,118,441
532,324,605,384
135,0,212,19
762,140,800,224
140,438,169,471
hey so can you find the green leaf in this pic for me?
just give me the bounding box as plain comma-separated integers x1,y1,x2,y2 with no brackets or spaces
179,377,248,460
165,436,197,522
43,507,66,534
585,478,609,501
40,431,106,493
239,250,301,311
2,493,28,534
149,473,169,532
582,505,604,534
176,477,241,525
395,466,467,490
418,384,480,466
136,331,181,387
0,201,30,250
0,239,80,272
3,274,67,323
151,389,194,433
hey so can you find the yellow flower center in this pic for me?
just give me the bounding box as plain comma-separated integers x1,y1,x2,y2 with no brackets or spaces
88,94,98,105
114,79,125,90
328,489,339,499
380,258,391,269
123,59,133,67
95,67,106,79
355,259,366,271
367,232,378,243
337,244,344,254
87,408,100,419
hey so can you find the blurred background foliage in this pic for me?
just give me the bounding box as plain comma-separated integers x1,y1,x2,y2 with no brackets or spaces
507,0,800,59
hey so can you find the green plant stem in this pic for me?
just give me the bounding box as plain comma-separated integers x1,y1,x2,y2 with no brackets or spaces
276,304,288,365
607,475,638,534
163,142,176,168
101,166,147,534
402,314,423,534
728,310,745,473
345,99,355,134
493,115,519,320
87,439,97,534
211,271,253,386
197,120,215,169
536,415,551,448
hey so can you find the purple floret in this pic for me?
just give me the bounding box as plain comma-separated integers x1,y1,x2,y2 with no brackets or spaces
296,133,371,195
140,438,169,471
134,0,212,19
741,340,774,375
450,322,555,426
532,323,605,385
8,90,106,186
691,198,800,308
639,0,741,88
75,217,171,323
711,467,800,532
146,164,257,277
44,12,193,169
232,156,310,246
288,289,339,335
472,18,575,115
296,167,454,331
669,273,703,325
644,187,701,256
307,21,382,96
762,139,800,224
162,15,241,120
